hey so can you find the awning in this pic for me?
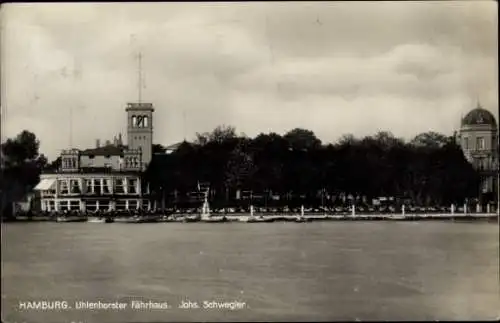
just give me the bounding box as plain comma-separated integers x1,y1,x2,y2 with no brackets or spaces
34,179,56,191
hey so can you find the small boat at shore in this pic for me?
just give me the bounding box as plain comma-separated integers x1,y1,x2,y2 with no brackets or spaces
183,215,201,223
114,216,159,223
294,206,312,222
201,215,229,223
245,205,275,223
245,206,275,223
56,216,87,223
87,217,106,223
246,216,275,223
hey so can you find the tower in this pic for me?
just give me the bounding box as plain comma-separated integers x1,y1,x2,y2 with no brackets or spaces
458,102,498,206
125,50,154,170
126,102,154,169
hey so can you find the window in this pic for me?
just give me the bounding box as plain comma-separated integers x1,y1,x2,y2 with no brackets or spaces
84,179,92,194
132,115,137,128
128,179,137,194
142,199,151,210
463,137,469,149
98,201,110,211
69,200,80,211
115,178,125,194
93,179,102,195
128,200,138,210
476,137,485,150
59,180,69,195
116,200,127,211
58,201,69,211
103,179,111,194
70,180,81,194
86,201,97,212
48,200,55,211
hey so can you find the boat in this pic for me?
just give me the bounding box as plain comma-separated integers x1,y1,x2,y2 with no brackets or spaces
295,206,312,222
87,217,106,223
245,206,275,223
56,216,87,223
183,215,201,223
114,216,145,223
198,189,228,223
246,216,275,223
201,215,229,223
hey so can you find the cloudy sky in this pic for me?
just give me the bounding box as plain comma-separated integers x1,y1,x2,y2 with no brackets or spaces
1,1,498,160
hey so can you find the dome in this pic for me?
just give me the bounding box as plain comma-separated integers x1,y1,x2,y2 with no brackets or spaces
461,105,497,128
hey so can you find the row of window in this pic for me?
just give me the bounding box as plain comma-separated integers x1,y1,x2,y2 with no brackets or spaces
124,157,140,168
463,136,486,150
473,157,497,171
57,178,139,195
131,115,150,128
62,158,78,169
43,200,151,212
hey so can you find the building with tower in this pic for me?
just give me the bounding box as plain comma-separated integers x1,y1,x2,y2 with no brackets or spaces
456,103,498,208
34,101,156,213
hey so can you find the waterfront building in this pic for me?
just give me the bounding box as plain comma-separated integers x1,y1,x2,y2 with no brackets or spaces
34,102,155,212
457,103,498,205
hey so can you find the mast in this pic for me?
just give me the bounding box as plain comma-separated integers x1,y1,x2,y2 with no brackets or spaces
183,110,187,141
69,106,73,148
137,52,142,104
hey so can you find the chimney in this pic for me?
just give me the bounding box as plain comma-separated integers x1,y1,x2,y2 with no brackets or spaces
96,139,100,148
113,136,118,146
118,133,123,145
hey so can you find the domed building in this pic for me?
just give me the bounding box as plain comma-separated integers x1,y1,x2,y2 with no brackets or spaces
457,103,498,208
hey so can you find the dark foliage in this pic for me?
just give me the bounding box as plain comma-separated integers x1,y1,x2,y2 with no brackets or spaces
145,127,482,208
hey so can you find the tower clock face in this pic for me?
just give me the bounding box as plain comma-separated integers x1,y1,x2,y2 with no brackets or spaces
136,115,144,127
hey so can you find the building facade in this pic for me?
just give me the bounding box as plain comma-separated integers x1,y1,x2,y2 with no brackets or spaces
35,102,155,212
457,103,498,205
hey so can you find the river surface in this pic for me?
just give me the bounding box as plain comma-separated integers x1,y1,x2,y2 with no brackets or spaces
1,221,499,322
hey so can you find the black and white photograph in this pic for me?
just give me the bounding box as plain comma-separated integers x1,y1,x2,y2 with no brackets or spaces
1,1,499,322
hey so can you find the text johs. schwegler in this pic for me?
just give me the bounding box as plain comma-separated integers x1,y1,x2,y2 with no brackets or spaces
178,299,246,310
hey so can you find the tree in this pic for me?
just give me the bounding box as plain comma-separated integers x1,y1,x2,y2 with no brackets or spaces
1,130,44,217
410,131,450,148
152,144,166,154
194,125,237,146
284,128,322,151
143,125,483,209
45,156,61,172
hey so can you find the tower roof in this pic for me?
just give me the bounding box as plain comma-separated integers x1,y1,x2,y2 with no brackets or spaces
461,103,497,129
125,102,154,112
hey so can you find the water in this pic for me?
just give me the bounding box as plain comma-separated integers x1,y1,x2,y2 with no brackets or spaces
2,222,499,322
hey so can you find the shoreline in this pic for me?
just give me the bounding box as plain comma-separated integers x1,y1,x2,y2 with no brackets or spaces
3,213,498,223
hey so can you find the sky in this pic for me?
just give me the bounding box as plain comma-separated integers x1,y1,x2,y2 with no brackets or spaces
1,1,498,161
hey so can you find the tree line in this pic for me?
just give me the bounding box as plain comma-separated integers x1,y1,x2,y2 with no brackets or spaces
145,126,481,209
0,126,482,216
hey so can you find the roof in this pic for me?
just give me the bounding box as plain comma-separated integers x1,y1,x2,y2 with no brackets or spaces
42,168,142,175
34,178,56,190
165,141,192,150
125,102,154,112
80,145,127,156
461,105,497,128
